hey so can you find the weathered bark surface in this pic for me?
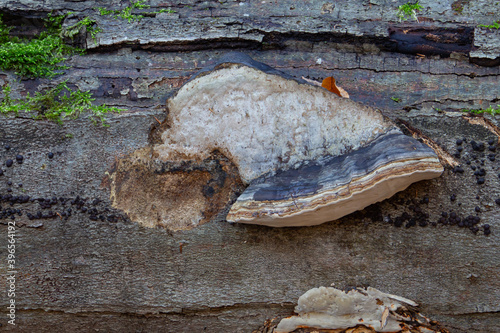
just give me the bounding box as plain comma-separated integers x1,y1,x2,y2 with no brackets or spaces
0,0,499,332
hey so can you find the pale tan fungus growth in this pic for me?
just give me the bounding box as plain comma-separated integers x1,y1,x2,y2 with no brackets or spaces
274,286,449,333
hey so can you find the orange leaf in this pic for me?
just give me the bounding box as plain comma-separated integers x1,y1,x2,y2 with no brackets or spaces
322,76,349,98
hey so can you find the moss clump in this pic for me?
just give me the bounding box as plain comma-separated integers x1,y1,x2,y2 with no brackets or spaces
396,2,423,22
478,21,500,29
462,105,500,116
0,12,127,127
0,82,122,126
0,13,82,78
61,1,176,42
451,0,470,14
96,0,175,23
64,16,102,41
0,15,11,43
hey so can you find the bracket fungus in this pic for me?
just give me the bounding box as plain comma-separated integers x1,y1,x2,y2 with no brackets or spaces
109,52,442,230
152,52,442,227
274,286,449,333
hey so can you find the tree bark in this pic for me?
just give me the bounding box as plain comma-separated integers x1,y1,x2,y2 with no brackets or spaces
1,1,499,332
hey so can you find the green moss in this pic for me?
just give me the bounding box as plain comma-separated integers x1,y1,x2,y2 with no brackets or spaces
0,13,82,78
452,4,463,14
0,36,70,78
0,82,122,126
0,15,12,43
391,97,401,103
95,0,175,23
64,16,103,41
478,21,500,29
451,0,469,14
462,105,500,115
396,2,423,22
0,1,177,79
0,12,129,127
61,1,176,43
156,9,176,14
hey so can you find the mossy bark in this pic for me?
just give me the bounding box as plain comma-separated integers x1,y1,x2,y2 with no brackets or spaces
0,1,499,332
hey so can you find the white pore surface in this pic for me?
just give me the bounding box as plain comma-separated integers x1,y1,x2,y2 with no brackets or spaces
275,286,418,333
156,65,394,184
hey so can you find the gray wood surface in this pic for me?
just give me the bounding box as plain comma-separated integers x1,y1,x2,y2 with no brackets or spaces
0,1,499,332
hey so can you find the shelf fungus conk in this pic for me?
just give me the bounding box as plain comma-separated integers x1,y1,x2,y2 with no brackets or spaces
274,286,449,333
154,52,443,227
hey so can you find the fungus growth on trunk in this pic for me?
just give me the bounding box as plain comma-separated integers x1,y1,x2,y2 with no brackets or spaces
154,52,443,227
109,52,443,229
274,286,449,332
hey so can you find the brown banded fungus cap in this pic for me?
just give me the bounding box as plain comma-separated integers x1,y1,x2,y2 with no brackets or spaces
155,52,443,227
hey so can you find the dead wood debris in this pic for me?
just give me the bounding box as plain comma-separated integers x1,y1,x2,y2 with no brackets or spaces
397,118,459,167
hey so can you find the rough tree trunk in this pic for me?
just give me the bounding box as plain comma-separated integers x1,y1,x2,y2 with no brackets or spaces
0,1,499,332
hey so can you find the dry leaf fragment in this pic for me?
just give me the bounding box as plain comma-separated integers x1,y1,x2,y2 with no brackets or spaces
322,76,350,98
